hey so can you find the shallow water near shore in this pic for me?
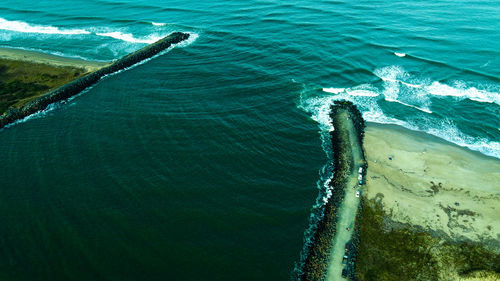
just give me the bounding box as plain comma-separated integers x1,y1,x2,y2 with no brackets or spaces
0,0,499,280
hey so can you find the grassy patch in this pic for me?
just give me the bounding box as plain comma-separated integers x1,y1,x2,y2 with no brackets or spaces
0,58,87,115
356,199,500,281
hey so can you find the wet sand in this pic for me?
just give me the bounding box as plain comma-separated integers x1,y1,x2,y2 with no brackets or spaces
0,47,109,72
363,123,500,246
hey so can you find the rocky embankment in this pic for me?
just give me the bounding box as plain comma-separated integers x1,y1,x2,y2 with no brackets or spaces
0,32,190,129
299,100,366,281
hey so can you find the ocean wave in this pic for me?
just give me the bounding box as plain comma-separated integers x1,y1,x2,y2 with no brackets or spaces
394,52,406,57
374,65,500,105
0,17,188,46
305,66,499,158
322,86,380,97
425,81,500,105
295,88,337,277
322,87,344,94
385,98,432,113
95,31,163,44
423,119,500,159
0,17,90,35
174,32,199,48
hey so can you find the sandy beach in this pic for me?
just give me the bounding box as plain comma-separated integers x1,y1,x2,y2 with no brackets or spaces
363,123,500,247
0,47,109,72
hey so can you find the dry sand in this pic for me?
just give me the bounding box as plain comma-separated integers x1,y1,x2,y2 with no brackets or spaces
363,124,500,247
0,47,109,72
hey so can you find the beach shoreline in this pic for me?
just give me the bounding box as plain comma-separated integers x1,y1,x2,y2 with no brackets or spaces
354,122,500,280
363,122,500,245
0,47,110,72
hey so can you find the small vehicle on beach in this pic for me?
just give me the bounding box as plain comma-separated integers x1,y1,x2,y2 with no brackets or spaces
342,255,348,265
356,191,360,197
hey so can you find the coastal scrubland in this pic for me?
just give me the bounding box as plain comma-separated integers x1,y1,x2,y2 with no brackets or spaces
0,58,86,114
0,48,107,115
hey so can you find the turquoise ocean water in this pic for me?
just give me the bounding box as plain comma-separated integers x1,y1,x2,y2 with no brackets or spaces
0,1,499,280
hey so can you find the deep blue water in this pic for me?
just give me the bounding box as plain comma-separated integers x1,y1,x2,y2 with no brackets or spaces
0,1,499,280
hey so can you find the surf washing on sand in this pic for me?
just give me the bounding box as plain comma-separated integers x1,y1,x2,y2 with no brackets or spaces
309,65,500,159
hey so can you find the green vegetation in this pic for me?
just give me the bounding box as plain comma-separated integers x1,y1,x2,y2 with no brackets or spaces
0,59,87,115
356,198,500,281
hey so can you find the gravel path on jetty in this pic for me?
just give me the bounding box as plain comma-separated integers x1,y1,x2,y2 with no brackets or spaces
325,109,365,281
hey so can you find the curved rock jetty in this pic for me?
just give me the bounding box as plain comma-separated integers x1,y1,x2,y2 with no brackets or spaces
0,32,190,129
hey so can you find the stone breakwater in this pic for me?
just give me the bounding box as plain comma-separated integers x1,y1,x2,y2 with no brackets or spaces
299,100,366,281
0,32,190,129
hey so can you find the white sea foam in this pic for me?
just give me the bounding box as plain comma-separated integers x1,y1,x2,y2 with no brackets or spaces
394,52,406,57
95,31,163,44
380,77,422,88
0,17,90,35
385,98,432,113
424,119,500,159
346,88,379,97
174,32,199,48
309,65,500,158
0,17,191,47
425,81,500,105
322,87,345,94
0,33,12,41
322,86,379,97
96,30,198,46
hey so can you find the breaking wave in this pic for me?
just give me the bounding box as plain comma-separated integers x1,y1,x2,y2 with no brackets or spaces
95,31,163,44
0,17,189,46
0,17,89,35
308,65,500,159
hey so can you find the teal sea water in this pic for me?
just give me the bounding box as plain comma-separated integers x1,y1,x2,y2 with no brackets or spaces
0,1,499,280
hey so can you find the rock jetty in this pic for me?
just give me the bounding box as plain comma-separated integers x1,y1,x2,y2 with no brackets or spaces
298,100,366,281
0,32,190,129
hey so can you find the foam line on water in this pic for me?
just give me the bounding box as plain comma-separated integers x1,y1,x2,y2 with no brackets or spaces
385,98,432,113
95,31,163,44
0,17,192,46
294,86,337,277
0,17,90,35
308,65,499,158
423,119,500,159
424,81,500,105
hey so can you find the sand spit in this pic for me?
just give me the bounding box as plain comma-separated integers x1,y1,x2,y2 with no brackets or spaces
363,124,500,246
0,47,109,72
356,123,499,280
